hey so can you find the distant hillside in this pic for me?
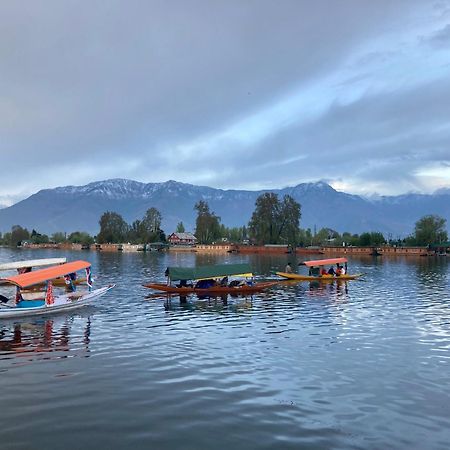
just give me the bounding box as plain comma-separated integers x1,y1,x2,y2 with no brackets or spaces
0,178,449,237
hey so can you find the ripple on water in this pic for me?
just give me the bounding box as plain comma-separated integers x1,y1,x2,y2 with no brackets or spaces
0,250,450,449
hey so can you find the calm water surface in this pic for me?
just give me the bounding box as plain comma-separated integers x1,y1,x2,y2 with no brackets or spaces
0,248,449,450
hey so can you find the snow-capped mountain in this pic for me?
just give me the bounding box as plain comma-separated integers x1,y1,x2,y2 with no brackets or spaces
0,178,448,236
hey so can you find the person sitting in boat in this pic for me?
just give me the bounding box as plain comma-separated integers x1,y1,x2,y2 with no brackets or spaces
327,266,335,276
320,267,328,276
285,263,293,273
335,265,342,276
220,276,229,286
195,279,217,289
340,265,346,275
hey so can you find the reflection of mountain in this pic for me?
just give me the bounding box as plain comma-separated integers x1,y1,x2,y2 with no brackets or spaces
0,316,91,361
0,178,449,235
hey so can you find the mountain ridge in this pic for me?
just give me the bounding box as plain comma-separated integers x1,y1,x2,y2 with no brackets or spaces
0,178,449,237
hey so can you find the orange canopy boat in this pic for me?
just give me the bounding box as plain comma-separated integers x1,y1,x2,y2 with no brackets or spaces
276,257,363,281
0,260,114,318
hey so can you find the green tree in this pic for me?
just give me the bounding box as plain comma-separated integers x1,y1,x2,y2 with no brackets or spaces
248,193,280,244
278,195,301,245
414,215,448,246
176,222,185,233
2,232,11,246
298,228,313,247
359,231,385,246
10,225,30,246
248,193,301,245
30,229,49,244
68,231,94,245
127,220,144,244
141,208,163,242
97,211,129,243
51,232,67,243
194,200,221,244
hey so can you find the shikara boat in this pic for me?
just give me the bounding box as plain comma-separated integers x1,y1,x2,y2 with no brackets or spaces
0,260,114,318
276,257,363,281
0,258,86,287
0,257,67,271
144,263,278,295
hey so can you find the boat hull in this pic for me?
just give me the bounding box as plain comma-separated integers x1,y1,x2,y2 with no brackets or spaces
276,272,362,281
143,281,278,295
0,285,115,319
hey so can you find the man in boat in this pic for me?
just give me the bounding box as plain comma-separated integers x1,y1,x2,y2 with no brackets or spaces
320,267,328,276
285,262,293,273
335,265,342,276
327,266,335,276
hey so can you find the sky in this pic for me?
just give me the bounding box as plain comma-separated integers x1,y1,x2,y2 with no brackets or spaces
1,0,450,206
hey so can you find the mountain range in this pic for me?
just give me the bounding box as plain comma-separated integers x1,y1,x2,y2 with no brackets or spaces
0,178,449,237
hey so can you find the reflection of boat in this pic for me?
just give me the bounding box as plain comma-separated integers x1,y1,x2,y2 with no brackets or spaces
0,315,92,359
0,261,114,318
276,257,363,281
0,258,86,287
144,263,278,295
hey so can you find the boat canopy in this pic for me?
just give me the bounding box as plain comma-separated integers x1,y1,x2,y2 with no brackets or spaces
0,261,91,288
303,257,348,267
0,258,67,271
166,263,253,281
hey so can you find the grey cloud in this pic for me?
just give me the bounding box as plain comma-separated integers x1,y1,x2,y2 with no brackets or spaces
422,23,450,46
207,75,450,192
0,0,442,198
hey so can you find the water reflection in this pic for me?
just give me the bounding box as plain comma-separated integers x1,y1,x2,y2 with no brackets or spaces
0,315,91,364
147,292,255,313
1,248,450,450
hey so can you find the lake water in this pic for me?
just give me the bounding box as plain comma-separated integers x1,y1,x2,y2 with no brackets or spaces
0,248,449,450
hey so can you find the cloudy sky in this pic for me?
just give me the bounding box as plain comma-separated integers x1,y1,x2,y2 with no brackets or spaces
1,0,450,206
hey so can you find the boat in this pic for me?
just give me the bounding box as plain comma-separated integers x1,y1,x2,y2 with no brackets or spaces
0,257,67,271
276,257,363,281
0,258,86,287
0,260,115,318
144,263,278,295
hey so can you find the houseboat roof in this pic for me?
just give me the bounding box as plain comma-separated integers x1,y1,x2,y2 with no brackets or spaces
169,232,197,240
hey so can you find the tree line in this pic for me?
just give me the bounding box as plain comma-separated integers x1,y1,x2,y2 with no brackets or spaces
0,195,447,247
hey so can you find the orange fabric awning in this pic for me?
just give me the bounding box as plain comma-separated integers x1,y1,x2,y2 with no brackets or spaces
303,257,348,267
0,260,91,288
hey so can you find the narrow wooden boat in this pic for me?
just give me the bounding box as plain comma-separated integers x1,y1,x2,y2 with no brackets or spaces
144,281,278,295
144,263,277,295
276,271,362,281
0,260,114,318
277,257,362,282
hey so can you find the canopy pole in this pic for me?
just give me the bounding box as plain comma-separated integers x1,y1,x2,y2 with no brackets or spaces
85,267,93,291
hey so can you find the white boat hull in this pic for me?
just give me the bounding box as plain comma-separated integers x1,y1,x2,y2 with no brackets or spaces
0,285,115,319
